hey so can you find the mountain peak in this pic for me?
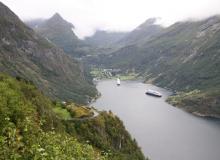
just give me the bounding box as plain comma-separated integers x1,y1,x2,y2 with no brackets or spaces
45,13,74,28
118,17,163,45
137,17,161,29
51,13,63,20
144,18,158,25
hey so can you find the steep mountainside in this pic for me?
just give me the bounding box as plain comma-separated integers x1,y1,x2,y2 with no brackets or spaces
84,30,128,47
97,16,220,117
29,13,89,57
0,2,97,104
0,74,146,160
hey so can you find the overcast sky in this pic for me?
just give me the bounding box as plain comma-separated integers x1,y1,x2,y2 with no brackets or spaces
2,0,220,38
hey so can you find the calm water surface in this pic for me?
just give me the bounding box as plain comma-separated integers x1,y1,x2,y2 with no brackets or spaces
91,80,220,160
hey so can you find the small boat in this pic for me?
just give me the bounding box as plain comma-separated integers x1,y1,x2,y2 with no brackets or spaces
117,78,120,86
146,89,162,97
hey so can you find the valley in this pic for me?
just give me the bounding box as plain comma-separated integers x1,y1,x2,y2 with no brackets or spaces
0,2,146,160
0,1,219,160
85,16,220,118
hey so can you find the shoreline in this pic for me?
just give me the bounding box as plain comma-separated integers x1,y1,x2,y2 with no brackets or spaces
191,111,220,119
92,78,220,120
170,104,220,119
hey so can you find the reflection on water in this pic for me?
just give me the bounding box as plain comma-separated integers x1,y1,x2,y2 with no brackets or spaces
91,80,220,160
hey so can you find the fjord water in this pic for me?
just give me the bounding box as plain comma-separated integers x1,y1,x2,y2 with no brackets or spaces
91,80,220,160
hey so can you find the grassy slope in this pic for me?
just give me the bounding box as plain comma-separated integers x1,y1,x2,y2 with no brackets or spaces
0,74,146,160
0,73,104,160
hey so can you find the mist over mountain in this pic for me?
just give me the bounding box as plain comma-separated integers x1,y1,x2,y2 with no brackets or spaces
83,18,163,55
27,13,91,57
3,0,220,39
25,18,45,28
118,18,164,45
84,30,128,47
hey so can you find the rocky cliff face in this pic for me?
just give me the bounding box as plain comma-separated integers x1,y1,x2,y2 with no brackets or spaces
0,2,97,104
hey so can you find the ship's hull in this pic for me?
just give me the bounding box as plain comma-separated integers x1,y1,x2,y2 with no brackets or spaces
146,92,162,97
117,78,120,86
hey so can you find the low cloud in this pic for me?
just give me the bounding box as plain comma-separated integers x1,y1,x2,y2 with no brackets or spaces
2,0,220,38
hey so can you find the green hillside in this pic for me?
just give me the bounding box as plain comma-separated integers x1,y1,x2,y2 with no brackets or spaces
0,73,103,159
0,73,146,160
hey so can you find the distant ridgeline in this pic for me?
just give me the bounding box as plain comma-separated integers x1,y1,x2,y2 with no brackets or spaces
0,73,146,160
0,2,97,104
90,16,220,117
